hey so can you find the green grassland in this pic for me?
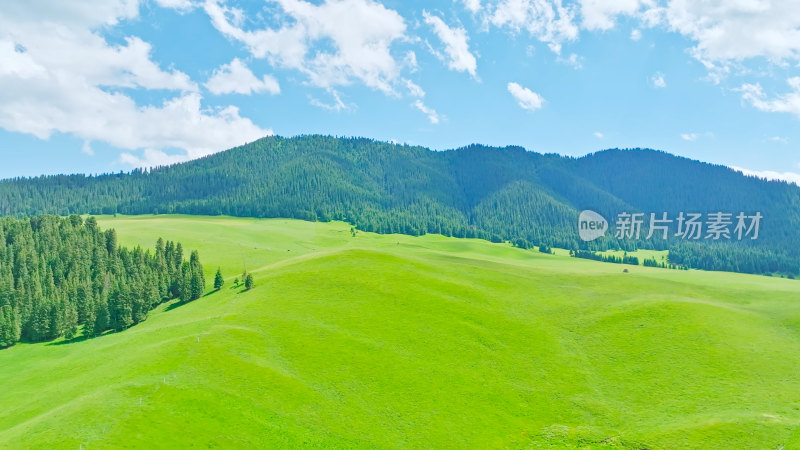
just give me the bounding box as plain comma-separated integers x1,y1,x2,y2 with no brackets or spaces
1,215,799,449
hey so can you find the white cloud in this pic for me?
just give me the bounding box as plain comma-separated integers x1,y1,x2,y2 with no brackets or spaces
651,72,666,88
309,89,350,112
462,0,481,13
204,0,408,95
490,0,579,54
0,1,270,167
0,0,141,28
768,136,789,144
154,0,196,10
119,148,197,167
731,166,800,186
663,1,800,72
423,11,478,78
491,0,800,82
593,131,604,138
740,77,800,119
507,82,544,111
414,100,440,124
680,133,698,141
405,79,426,98
570,1,800,80
403,51,419,72
205,58,280,95
558,52,583,69
0,85,269,163
0,32,195,93
579,0,654,31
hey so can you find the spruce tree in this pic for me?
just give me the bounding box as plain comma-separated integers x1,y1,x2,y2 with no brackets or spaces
62,302,79,340
93,300,109,337
214,268,224,290
244,273,255,290
181,262,192,302
0,305,21,348
189,251,204,300
0,215,204,347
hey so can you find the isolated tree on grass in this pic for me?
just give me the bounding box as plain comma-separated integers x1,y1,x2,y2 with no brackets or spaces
244,273,255,291
214,268,224,291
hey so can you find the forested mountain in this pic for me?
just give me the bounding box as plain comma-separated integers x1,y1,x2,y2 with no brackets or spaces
0,215,204,348
0,135,798,275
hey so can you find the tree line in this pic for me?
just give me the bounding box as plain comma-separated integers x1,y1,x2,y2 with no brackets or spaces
570,250,642,266
0,135,797,276
0,215,204,349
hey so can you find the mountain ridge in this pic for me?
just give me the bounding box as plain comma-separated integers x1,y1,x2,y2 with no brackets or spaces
1,135,798,275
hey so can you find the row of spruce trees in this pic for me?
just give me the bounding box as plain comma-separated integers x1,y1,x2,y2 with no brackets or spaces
0,215,204,348
0,136,797,275
570,249,641,266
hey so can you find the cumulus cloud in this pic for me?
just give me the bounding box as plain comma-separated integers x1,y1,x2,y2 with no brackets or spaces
664,1,800,72
593,131,604,138
0,1,270,168
423,11,478,78
462,0,481,13
0,0,271,165
414,100,440,124
154,0,196,10
740,77,800,119
731,166,800,186
489,0,579,54
583,1,800,77
651,72,666,88
205,58,280,95
579,0,655,31
507,82,544,111
204,0,408,95
1,0,141,28
0,31,195,92
0,81,269,165
630,28,641,41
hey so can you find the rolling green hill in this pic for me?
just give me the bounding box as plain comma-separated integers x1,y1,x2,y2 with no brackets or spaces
1,135,798,275
1,215,799,449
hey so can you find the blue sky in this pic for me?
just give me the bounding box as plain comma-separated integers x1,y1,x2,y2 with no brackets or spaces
1,0,799,183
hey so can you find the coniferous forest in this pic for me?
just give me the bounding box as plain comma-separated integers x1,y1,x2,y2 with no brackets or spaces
0,215,204,348
0,135,798,276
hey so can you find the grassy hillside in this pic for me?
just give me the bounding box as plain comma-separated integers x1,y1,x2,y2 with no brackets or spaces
3,135,799,276
1,215,799,448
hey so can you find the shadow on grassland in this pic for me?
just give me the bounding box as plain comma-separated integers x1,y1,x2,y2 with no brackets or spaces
46,290,225,347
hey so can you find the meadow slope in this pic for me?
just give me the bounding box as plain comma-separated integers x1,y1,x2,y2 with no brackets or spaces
1,215,799,449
